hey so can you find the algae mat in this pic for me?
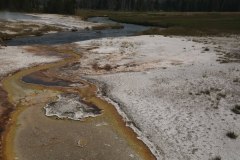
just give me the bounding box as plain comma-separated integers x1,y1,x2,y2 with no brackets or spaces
2,45,156,160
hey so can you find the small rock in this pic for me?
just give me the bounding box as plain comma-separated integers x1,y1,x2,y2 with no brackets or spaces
71,28,78,32
77,139,87,148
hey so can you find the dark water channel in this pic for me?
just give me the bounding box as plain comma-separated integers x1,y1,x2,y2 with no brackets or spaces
22,75,70,87
0,12,148,46
1,12,148,86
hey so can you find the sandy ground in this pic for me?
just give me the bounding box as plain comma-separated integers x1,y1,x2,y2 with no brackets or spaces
0,46,60,77
70,35,240,160
26,13,100,30
74,35,212,74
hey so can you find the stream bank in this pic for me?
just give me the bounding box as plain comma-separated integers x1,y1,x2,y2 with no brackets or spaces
2,44,156,160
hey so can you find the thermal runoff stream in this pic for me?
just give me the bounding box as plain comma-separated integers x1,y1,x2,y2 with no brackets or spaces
0,12,155,160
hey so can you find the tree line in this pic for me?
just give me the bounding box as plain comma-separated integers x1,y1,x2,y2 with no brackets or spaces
77,0,240,11
76,0,160,11
0,0,239,13
161,0,240,11
0,0,40,12
0,0,76,14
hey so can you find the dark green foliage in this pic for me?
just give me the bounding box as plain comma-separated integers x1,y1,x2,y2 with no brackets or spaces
0,0,41,12
76,0,240,11
0,0,76,14
0,0,239,13
161,0,240,11
44,0,76,14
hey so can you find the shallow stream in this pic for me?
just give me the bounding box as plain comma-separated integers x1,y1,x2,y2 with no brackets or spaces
0,12,155,160
0,12,148,46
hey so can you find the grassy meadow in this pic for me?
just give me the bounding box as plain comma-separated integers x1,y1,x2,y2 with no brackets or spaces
76,10,240,36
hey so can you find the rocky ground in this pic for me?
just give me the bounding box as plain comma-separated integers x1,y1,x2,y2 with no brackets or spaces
0,46,60,77
0,13,155,160
1,11,240,160
63,35,240,160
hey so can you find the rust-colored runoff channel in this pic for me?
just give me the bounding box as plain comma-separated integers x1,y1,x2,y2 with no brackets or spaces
2,45,156,160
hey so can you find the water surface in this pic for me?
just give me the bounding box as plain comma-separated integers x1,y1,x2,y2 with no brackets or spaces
0,13,148,46
0,11,39,21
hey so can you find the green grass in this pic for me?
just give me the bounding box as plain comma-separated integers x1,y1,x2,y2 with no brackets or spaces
76,10,240,36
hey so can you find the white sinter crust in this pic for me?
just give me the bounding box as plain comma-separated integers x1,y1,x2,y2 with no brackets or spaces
77,35,240,160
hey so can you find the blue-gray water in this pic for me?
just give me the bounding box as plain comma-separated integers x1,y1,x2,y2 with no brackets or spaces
0,11,39,21
0,12,148,46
